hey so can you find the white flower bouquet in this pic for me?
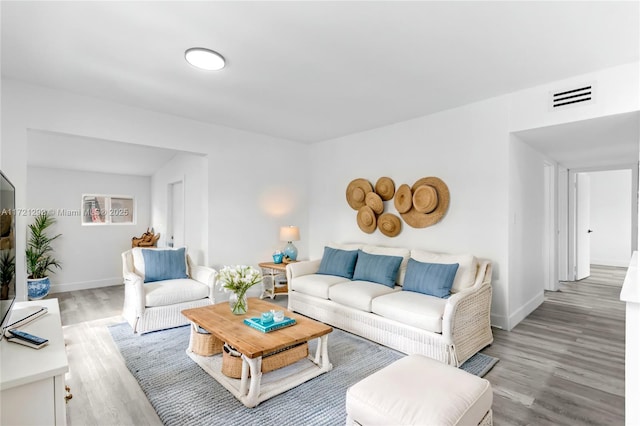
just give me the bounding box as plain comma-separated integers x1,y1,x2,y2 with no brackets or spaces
218,265,263,314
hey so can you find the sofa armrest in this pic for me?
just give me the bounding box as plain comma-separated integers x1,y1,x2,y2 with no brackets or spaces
471,259,492,289
286,259,322,282
442,280,493,366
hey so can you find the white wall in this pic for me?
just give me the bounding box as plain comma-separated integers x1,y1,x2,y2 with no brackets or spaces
2,80,309,300
507,136,547,328
26,166,150,293
505,62,639,328
510,62,640,133
308,96,512,328
589,169,632,266
208,140,310,267
151,153,208,265
2,62,638,327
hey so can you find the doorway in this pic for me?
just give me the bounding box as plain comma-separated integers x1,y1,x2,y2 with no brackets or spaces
575,172,591,280
566,166,636,281
167,180,185,248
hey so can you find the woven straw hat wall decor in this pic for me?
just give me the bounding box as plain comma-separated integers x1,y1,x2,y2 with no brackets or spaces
365,192,384,214
375,177,395,201
346,178,373,210
378,213,401,237
347,176,449,235
399,177,450,228
393,184,413,214
347,177,402,237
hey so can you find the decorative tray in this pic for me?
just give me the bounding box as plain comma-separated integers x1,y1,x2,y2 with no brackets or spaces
243,316,296,333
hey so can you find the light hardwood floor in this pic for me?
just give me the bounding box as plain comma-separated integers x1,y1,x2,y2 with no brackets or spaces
57,286,162,426
484,265,626,425
53,265,626,425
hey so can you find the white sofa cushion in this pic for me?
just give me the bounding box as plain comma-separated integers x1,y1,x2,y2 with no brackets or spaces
329,281,399,312
328,242,363,251
144,278,209,307
371,290,447,333
362,245,411,285
290,274,350,299
346,354,493,426
410,249,478,293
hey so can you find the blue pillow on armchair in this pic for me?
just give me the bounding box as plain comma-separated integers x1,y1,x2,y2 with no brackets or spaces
142,247,189,283
317,246,359,279
402,258,459,298
352,250,403,288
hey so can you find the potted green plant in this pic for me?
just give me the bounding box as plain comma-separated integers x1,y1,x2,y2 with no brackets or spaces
0,250,15,300
25,212,61,300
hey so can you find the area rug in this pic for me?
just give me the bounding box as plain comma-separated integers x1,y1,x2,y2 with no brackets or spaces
109,323,498,426
459,352,499,377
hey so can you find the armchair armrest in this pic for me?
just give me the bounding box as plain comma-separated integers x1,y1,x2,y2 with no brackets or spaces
186,255,218,300
190,265,218,300
286,259,321,282
123,271,145,315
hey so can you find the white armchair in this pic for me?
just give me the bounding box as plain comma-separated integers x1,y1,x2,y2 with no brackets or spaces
121,247,217,334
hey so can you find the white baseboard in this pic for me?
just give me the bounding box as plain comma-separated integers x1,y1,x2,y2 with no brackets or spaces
490,313,508,330
591,258,631,268
508,292,545,331
50,277,123,294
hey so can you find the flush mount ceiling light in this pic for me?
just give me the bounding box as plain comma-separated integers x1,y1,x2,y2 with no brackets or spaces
184,47,225,71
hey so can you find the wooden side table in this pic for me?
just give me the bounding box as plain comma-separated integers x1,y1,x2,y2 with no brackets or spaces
258,261,291,299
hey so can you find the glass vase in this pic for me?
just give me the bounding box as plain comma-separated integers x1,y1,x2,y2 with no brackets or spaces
229,292,248,315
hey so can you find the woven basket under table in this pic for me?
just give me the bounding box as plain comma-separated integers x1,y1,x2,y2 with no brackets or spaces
222,342,309,378
188,324,223,356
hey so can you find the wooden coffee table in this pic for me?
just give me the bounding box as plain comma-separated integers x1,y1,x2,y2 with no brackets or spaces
182,298,333,407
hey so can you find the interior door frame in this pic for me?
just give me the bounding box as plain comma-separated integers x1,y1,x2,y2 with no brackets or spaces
167,176,186,248
566,163,638,281
544,161,558,290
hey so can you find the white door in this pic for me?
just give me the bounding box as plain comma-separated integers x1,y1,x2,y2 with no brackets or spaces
576,173,591,280
168,181,184,248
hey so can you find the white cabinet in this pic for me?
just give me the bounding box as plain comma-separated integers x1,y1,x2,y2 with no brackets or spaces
1,299,69,425
621,252,640,426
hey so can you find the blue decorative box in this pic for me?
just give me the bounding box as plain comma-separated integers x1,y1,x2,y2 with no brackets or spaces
243,316,296,333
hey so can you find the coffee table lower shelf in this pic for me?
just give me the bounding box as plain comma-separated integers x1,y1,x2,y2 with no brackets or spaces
186,334,332,408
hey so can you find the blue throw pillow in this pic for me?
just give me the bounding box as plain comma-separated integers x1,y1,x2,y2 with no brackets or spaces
352,250,403,288
403,259,459,298
142,248,189,283
317,246,359,279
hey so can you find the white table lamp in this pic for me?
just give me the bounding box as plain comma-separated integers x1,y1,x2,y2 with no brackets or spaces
280,226,300,261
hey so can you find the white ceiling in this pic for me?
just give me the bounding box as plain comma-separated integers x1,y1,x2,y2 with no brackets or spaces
27,130,186,176
516,112,640,169
2,1,638,145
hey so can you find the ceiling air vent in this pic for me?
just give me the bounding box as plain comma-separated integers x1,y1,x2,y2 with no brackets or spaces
549,83,595,110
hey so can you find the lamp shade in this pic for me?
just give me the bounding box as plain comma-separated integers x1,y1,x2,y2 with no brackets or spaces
280,226,300,242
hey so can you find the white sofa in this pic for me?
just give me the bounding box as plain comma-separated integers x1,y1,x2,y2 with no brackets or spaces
287,244,493,366
121,247,217,334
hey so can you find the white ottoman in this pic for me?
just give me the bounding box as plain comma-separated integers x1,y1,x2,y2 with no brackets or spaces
346,354,493,426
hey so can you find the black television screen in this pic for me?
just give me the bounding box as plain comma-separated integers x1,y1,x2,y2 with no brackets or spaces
0,170,16,335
